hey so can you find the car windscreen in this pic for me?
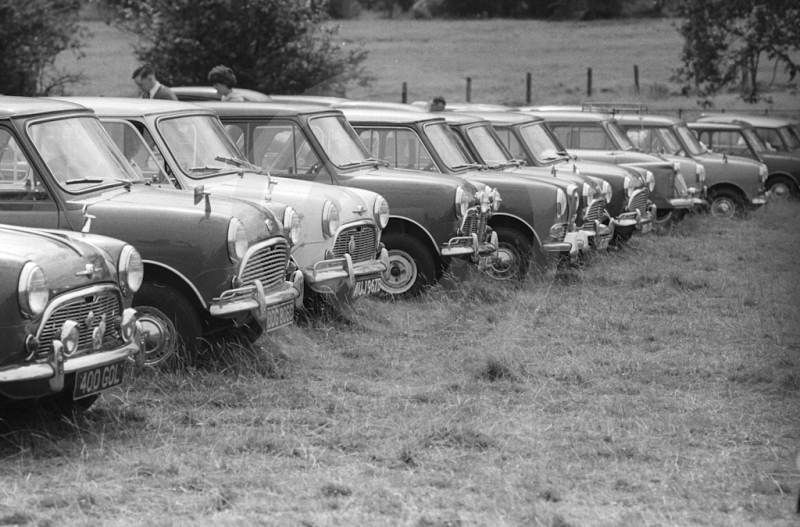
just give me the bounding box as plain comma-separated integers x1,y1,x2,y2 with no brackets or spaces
308,115,371,168
519,123,565,163
157,114,247,178
779,126,800,151
424,122,475,169
28,115,143,191
744,129,766,153
607,121,635,150
465,124,513,166
676,125,706,156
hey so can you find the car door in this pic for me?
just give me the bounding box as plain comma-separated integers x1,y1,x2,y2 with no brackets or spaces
0,126,60,228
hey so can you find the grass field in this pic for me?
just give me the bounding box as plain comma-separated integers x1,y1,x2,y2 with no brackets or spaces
61,18,800,119
1,203,799,526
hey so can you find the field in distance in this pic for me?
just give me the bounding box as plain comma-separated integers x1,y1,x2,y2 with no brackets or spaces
1,203,798,526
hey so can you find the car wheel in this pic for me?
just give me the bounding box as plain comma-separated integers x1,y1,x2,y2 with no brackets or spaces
767,176,797,201
485,227,532,281
380,233,436,298
709,190,742,219
133,283,203,366
654,208,686,224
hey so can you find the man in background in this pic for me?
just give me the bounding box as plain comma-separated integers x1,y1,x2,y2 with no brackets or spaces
132,64,178,100
428,95,446,112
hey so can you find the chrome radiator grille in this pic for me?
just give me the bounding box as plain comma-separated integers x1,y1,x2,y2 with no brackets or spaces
583,198,606,224
240,240,289,289
37,288,122,359
461,208,482,236
332,224,377,264
627,188,649,214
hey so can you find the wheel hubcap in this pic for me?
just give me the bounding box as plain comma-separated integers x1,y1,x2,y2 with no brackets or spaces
380,250,417,294
710,197,735,219
135,306,176,366
485,245,520,281
771,182,791,200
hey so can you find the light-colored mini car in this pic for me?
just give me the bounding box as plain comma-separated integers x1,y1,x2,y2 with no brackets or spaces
0,225,144,410
60,97,390,307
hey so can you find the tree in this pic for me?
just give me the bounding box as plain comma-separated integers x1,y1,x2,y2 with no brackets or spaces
110,0,371,96
674,0,800,101
0,0,86,96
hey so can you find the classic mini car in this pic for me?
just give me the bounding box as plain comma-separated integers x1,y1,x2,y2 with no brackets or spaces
695,114,800,200
60,98,391,307
467,110,657,242
0,225,144,410
616,114,768,218
442,112,620,251
520,108,703,222
341,106,584,278
0,97,303,365
201,101,500,297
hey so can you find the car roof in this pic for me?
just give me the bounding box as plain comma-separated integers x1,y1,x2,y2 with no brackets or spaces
0,96,89,119
172,86,272,102
339,107,439,124
697,113,793,128
268,95,350,106
445,102,514,112
52,96,207,117
517,105,584,112
687,121,753,130
335,100,426,113
523,110,611,122
440,112,488,125
616,114,682,126
456,110,542,126
198,100,339,117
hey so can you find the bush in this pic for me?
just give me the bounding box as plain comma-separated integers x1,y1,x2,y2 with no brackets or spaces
110,0,371,96
328,0,361,19
0,0,86,96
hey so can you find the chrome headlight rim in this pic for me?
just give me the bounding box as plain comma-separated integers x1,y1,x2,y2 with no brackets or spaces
322,200,340,239
118,245,144,295
759,163,768,182
373,195,390,229
624,175,633,198
455,187,469,219
18,262,48,319
601,180,613,203
645,170,655,192
491,188,502,212
283,207,301,245
556,187,567,219
227,218,248,263
697,164,706,185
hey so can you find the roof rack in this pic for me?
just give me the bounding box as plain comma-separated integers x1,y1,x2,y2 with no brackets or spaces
581,103,648,115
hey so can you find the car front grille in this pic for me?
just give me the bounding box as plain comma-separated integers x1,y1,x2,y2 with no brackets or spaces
627,188,649,214
460,207,485,237
36,286,123,360
583,198,606,224
332,224,377,264
240,239,289,289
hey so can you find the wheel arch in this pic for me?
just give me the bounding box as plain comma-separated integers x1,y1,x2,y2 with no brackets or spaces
488,213,546,263
707,183,746,202
142,260,207,312
383,216,444,268
766,171,799,190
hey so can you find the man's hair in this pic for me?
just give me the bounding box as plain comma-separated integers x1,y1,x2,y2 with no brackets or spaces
132,64,155,80
208,65,237,89
432,95,446,105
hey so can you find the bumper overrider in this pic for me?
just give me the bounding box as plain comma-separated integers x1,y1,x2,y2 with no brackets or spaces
442,206,498,261
307,247,389,299
752,189,770,205
0,308,145,395
685,187,709,209
579,219,616,252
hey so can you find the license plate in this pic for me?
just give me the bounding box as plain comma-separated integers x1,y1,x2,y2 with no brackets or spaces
640,222,653,234
264,300,294,332
73,360,126,400
597,236,610,250
353,274,382,299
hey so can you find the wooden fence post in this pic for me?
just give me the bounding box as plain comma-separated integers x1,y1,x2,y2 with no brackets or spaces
526,72,532,104
634,65,640,95
401,82,407,104
587,68,592,98
466,77,472,103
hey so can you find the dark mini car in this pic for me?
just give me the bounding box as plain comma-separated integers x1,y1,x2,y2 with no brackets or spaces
520,108,704,222
0,97,303,365
695,114,800,200
341,106,584,278
203,101,499,297
616,114,768,218
0,225,144,410
469,110,657,240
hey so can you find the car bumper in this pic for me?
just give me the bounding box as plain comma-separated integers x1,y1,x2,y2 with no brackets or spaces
305,248,389,299
751,190,770,205
615,204,656,230
211,271,305,322
668,197,695,209
581,220,615,252
442,233,498,260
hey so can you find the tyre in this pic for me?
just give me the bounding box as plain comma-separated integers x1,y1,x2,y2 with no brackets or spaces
133,283,203,366
654,208,686,225
709,189,743,219
380,233,437,298
767,175,797,201
485,227,533,281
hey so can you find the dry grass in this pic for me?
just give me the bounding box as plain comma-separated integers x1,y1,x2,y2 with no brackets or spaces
1,202,799,526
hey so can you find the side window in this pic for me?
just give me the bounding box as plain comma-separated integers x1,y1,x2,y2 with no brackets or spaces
358,130,379,158
710,131,753,158
224,124,245,153
101,120,169,183
625,128,651,151
576,125,613,150
0,130,48,201
756,129,781,152
252,123,326,179
496,129,526,160
549,125,573,149
394,129,435,171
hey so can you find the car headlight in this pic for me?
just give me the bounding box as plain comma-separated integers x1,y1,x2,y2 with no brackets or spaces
759,163,768,182
491,188,502,212
455,187,470,219
697,164,706,185
556,188,567,218
18,262,48,319
283,207,301,245
673,161,681,175
675,172,689,197
374,195,390,229
118,245,144,294
601,180,613,203
227,218,248,262
645,170,655,192
322,200,340,238
582,182,591,198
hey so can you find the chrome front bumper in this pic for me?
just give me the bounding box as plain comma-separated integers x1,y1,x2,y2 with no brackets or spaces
442,232,497,260
305,248,389,297
211,271,305,319
580,219,615,252
668,197,696,209
616,204,656,230
752,190,770,205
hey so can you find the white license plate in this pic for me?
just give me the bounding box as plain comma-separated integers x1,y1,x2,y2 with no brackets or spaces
264,301,294,332
597,236,610,250
74,360,126,400
353,275,382,299
640,222,653,234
